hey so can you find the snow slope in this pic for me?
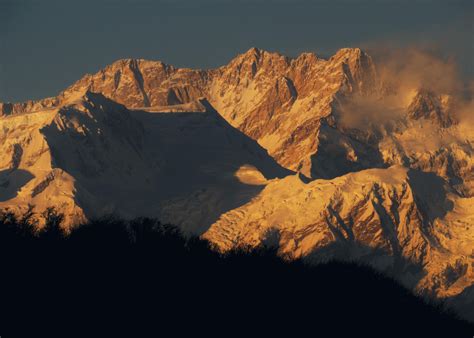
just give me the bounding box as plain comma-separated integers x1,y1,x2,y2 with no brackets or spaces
1,47,473,321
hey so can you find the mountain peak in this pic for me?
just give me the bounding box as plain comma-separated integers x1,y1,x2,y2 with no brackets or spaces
1,46,473,323
295,52,319,62
244,47,263,57
331,47,373,69
407,88,456,127
235,47,288,63
333,47,364,59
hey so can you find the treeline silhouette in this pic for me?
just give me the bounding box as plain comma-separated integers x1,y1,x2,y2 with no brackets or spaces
0,207,472,337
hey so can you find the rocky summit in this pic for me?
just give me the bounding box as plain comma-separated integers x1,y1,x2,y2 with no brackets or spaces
1,47,473,322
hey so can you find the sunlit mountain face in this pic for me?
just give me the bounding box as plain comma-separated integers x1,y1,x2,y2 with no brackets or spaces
1,46,473,326
1,0,473,333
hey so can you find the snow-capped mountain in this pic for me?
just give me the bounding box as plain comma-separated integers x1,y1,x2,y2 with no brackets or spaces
1,47,473,321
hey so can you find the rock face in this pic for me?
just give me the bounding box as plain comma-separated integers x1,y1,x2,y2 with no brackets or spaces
0,91,289,231
202,166,474,305
7,48,377,178
407,89,456,128
1,47,473,321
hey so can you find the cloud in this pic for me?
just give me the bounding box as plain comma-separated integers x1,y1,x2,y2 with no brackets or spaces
376,47,462,103
337,47,473,129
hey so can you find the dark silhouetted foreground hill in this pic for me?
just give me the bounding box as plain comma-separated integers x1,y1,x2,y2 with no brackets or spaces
0,210,472,337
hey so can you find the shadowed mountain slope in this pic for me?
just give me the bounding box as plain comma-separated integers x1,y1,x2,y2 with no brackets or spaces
1,47,473,322
0,92,290,233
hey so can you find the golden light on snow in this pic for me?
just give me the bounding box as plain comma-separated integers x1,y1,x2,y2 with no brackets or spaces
0,47,473,322
234,165,268,186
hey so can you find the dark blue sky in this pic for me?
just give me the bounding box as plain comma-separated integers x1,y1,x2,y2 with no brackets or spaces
1,0,472,102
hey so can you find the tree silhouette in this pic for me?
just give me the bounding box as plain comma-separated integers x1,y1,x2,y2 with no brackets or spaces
40,206,65,241
18,204,38,237
0,208,472,336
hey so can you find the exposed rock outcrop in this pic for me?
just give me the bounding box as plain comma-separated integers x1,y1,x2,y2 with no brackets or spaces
1,47,473,321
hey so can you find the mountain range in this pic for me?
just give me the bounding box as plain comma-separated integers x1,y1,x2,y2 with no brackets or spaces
1,47,473,322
